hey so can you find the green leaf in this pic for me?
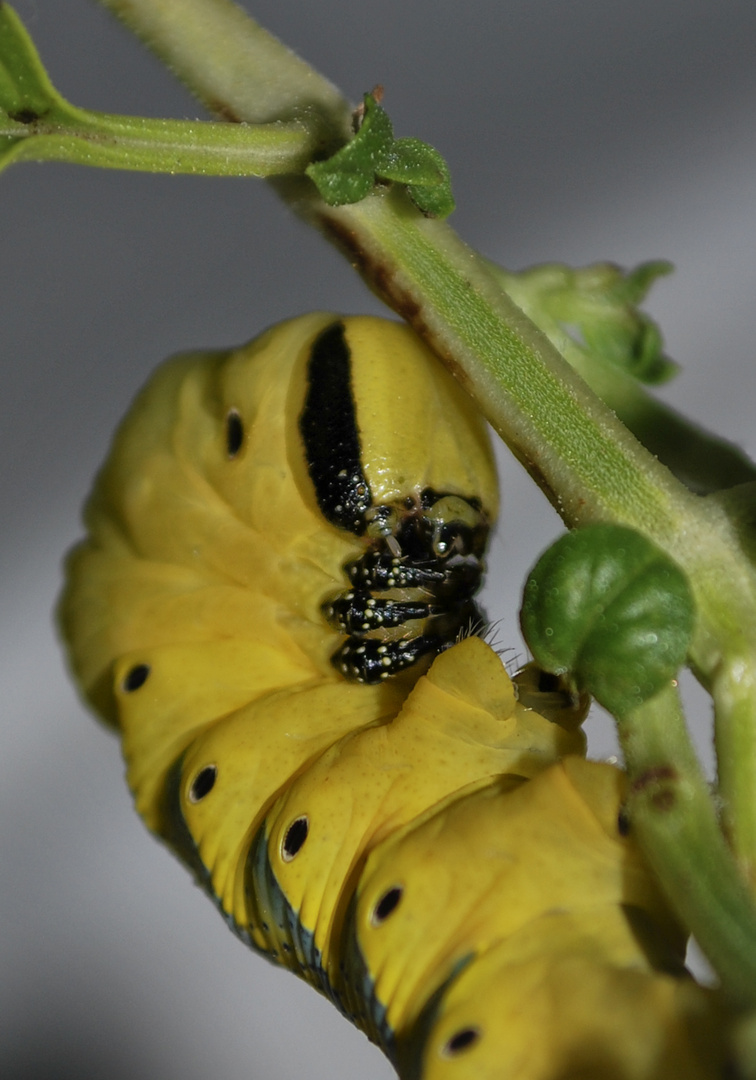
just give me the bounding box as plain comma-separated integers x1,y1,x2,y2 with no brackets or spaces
0,4,60,121
579,305,672,385
520,524,695,716
380,137,454,218
307,92,454,217
621,259,675,305
306,93,394,205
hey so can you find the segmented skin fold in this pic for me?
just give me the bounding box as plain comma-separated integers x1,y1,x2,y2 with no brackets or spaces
59,314,727,1079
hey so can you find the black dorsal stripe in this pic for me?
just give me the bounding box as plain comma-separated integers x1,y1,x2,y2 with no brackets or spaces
299,320,371,533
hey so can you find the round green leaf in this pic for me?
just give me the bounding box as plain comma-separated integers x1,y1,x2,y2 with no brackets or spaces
520,524,695,716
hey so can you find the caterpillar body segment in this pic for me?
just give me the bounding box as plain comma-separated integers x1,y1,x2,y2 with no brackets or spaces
241,636,584,971
398,915,726,1080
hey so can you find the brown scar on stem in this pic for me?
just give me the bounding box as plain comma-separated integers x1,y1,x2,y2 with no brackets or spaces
631,765,679,812
650,789,677,812
321,212,426,329
632,765,679,792
515,455,560,507
205,100,242,124
9,109,43,124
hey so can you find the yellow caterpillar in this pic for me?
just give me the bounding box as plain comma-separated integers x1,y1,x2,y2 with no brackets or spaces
59,314,726,1079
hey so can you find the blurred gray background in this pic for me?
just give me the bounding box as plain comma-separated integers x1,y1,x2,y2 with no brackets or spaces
3,1,755,1077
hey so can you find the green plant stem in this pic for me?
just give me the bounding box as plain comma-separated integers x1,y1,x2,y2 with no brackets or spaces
713,658,756,872
92,0,756,881
96,0,351,137
1,109,315,175
619,681,756,1011
584,363,756,494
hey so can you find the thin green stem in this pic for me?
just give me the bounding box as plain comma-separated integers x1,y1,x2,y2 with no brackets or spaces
1,109,315,175
619,682,756,1010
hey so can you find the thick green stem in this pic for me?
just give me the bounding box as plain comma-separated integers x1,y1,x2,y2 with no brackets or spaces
619,682,756,1010
713,657,756,883
96,0,351,137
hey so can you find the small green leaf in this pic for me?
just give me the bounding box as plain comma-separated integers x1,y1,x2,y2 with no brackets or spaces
0,4,60,121
306,93,394,205
578,261,676,385
520,524,695,716
621,259,675,305
307,92,454,217
380,137,454,218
